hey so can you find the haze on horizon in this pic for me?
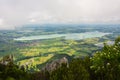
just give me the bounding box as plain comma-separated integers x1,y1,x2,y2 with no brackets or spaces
0,0,120,29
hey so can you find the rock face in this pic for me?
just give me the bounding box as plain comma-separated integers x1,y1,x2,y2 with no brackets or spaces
42,57,68,72
0,55,14,65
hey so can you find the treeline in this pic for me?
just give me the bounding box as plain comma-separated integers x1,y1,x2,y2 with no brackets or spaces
0,63,30,80
0,37,120,80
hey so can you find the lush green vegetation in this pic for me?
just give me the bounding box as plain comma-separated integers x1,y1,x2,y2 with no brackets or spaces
0,24,120,71
0,56,31,80
49,36,120,80
0,37,120,80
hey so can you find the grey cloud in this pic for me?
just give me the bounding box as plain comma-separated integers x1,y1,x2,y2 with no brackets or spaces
0,0,120,29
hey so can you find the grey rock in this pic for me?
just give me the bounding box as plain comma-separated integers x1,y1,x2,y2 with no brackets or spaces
42,57,68,72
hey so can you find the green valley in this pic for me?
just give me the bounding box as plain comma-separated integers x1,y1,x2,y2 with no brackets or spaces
0,24,120,71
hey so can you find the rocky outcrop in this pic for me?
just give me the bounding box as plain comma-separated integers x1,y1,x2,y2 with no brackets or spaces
0,55,14,65
42,57,68,72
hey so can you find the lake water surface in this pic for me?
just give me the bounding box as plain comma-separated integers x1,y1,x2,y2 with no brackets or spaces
14,31,111,41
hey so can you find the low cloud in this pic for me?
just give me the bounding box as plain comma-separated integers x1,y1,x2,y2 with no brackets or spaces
0,18,4,25
0,0,120,29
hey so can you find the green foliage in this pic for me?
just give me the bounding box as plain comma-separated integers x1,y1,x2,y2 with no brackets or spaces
0,56,31,80
49,37,120,80
68,58,90,80
91,36,120,80
50,64,69,80
31,71,50,80
50,58,90,80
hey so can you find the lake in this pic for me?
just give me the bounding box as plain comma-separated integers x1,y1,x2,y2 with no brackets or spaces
14,31,111,41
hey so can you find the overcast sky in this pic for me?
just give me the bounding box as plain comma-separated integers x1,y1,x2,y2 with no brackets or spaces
0,0,120,29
